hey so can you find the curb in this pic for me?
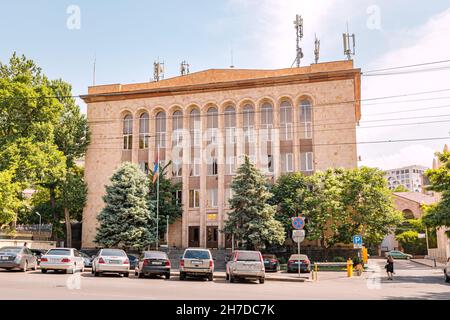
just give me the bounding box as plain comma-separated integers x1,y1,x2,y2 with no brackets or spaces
171,272,306,282
410,259,443,269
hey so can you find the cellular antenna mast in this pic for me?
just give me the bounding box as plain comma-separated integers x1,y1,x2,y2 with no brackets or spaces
293,14,304,67
343,22,355,60
153,59,165,82
180,60,190,76
314,34,320,64
230,49,235,69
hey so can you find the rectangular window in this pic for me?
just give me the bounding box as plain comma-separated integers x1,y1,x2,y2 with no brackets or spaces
300,152,313,172
172,161,182,177
190,158,200,177
175,190,182,205
281,153,294,173
207,158,218,176
208,189,218,208
139,162,149,175
244,127,254,143
226,128,236,144
189,190,200,208
267,154,274,173
123,135,132,150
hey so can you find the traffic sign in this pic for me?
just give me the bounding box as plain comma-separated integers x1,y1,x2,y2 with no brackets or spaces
352,235,363,249
291,217,305,230
292,229,305,243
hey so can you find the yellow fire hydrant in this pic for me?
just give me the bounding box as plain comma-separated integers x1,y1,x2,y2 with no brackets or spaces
347,259,353,278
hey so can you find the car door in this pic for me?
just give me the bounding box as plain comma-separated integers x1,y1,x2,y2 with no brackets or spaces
74,250,84,269
25,248,36,267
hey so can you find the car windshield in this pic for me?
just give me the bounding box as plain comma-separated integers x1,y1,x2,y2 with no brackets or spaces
144,252,167,259
101,249,126,257
237,252,261,261
184,250,210,259
263,255,276,260
46,249,71,256
0,247,22,254
290,254,308,260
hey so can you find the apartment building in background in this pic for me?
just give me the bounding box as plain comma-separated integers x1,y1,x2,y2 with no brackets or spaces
80,60,361,249
385,165,428,193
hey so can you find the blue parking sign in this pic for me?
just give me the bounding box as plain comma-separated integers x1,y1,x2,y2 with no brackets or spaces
353,235,363,246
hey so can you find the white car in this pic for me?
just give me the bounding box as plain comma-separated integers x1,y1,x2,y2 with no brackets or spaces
40,248,85,274
179,248,214,281
92,248,130,277
445,257,450,283
226,250,265,284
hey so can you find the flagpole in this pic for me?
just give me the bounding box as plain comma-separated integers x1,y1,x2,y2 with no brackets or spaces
156,143,160,250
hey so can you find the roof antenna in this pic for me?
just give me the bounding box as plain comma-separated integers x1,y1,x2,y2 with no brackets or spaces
292,14,304,67
230,49,235,69
343,22,356,60
180,60,190,75
314,34,320,64
92,54,96,86
153,58,165,81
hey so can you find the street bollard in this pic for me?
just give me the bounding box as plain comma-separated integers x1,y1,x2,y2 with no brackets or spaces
347,259,353,278
314,263,318,281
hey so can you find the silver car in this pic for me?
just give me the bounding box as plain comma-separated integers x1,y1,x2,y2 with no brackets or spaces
179,248,214,281
92,249,130,277
445,257,450,283
0,246,38,272
226,250,265,284
40,248,85,274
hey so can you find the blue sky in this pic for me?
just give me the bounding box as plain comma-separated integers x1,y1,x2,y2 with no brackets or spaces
1,0,450,169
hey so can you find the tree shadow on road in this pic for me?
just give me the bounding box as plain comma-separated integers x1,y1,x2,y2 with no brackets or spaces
380,275,449,286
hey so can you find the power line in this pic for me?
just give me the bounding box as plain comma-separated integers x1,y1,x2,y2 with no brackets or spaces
363,59,450,74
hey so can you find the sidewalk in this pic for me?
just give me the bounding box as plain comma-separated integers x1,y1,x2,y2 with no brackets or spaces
171,270,308,282
410,258,446,268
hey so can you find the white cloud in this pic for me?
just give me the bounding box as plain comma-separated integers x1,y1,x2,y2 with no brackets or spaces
358,7,450,168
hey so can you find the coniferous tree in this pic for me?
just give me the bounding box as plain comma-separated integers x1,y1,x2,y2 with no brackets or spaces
95,163,156,249
224,156,285,250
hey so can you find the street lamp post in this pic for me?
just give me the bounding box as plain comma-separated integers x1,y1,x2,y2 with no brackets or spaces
35,212,41,236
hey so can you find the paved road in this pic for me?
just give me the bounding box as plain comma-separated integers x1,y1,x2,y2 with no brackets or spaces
0,259,448,300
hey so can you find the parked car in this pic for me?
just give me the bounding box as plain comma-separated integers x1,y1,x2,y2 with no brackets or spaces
179,248,214,281
262,254,280,272
127,253,139,270
80,248,100,259
40,248,85,274
30,249,47,265
444,257,450,283
92,248,130,277
287,254,311,273
135,251,171,279
385,250,412,260
80,252,93,268
226,250,265,284
0,246,38,271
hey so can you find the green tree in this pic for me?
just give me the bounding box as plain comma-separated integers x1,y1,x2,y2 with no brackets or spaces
423,151,450,236
395,218,427,254
392,185,409,192
303,169,347,251
60,167,87,247
270,172,314,237
340,167,403,246
148,161,182,240
224,156,285,250
0,169,21,227
95,163,156,249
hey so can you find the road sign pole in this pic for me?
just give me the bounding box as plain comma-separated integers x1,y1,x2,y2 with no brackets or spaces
298,240,301,278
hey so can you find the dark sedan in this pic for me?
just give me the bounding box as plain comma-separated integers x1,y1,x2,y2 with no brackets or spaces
80,252,93,268
262,254,280,272
30,249,47,265
0,246,38,271
287,254,311,273
135,251,171,279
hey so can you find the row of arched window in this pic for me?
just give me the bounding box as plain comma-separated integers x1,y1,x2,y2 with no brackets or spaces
122,100,313,150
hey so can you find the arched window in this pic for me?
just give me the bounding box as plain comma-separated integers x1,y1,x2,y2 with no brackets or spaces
242,104,255,143
402,209,414,220
299,100,312,139
123,114,133,150
155,111,166,148
206,107,218,144
189,109,201,176
172,110,183,177
139,112,149,149
224,105,236,144
260,102,273,141
280,101,293,140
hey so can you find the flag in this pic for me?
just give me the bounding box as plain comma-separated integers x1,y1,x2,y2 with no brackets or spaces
153,153,159,183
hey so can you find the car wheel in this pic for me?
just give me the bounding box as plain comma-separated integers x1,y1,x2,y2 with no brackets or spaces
91,268,95,275
229,275,235,283
165,273,170,280
445,273,450,283
179,272,185,280
208,273,213,282
123,272,129,278
259,277,265,284
226,273,229,281
41,269,47,274
95,271,100,277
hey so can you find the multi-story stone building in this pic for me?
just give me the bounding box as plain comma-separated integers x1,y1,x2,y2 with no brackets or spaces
80,60,361,249
385,165,428,193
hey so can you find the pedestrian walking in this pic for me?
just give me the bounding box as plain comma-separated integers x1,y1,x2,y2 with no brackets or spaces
385,255,394,280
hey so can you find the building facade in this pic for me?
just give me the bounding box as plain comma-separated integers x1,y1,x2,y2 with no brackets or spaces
80,60,361,249
385,165,428,193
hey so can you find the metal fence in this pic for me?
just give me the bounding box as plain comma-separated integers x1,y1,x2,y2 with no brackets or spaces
15,224,53,233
